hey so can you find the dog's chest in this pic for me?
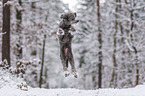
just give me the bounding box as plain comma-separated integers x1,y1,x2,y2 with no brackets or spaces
60,33,73,44
59,21,71,29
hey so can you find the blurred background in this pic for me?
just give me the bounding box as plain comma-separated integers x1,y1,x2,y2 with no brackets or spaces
0,0,145,89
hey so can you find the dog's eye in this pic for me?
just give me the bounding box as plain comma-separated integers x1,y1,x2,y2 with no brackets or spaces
71,18,75,21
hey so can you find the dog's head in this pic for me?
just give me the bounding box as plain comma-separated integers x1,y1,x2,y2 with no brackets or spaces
60,12,77,22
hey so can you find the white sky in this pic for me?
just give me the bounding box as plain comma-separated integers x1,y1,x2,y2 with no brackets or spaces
62,0,106,11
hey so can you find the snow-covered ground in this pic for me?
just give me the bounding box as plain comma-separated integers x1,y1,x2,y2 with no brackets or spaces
1,85,145,96
0,69,145,96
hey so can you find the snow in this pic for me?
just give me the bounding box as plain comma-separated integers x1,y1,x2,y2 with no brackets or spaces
1,76,145,96
1,85,145,96
0,69,145,96
97,85,145,96
0,32,7,35
0,88,96,96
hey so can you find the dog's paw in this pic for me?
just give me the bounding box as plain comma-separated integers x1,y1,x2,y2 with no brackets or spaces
57,28,64,36
64,70,70,77
72,71,78,78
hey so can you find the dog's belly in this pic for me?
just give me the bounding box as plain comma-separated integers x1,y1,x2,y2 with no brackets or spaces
61,33,72,43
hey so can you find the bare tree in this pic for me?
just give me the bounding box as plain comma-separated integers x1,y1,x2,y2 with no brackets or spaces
2,0,11,67
16,0,23,60
124,0,139,86
39,34,46,88
96,0,103,88
110,0,119,88
129,0,139,86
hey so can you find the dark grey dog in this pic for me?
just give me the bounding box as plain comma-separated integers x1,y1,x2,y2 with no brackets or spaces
57,12,79,78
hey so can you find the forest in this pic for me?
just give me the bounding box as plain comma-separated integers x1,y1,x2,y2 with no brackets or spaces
0,0,145,91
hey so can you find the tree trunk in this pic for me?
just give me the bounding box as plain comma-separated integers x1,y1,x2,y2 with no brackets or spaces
129,0,139,86
39,34,46,88
16,0,23,60
134,47,139,86
110,0,118,88
79,50,86,68
118,0,125,71
125,0,128,4
96,0,103,89
2,0,11,67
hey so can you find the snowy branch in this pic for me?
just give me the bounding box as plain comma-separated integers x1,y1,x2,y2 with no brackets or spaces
0,32,7,35
22,0,40,3
125,40,134,51
3,1,14,6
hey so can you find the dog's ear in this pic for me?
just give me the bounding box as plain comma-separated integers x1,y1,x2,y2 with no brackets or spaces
74,12,77,17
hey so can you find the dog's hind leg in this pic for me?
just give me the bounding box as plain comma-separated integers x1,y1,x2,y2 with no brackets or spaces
64,59,70,77
68,49,78,78
60,48,70,77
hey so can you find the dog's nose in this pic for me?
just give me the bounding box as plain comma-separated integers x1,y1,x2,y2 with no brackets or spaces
76,20,79,22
